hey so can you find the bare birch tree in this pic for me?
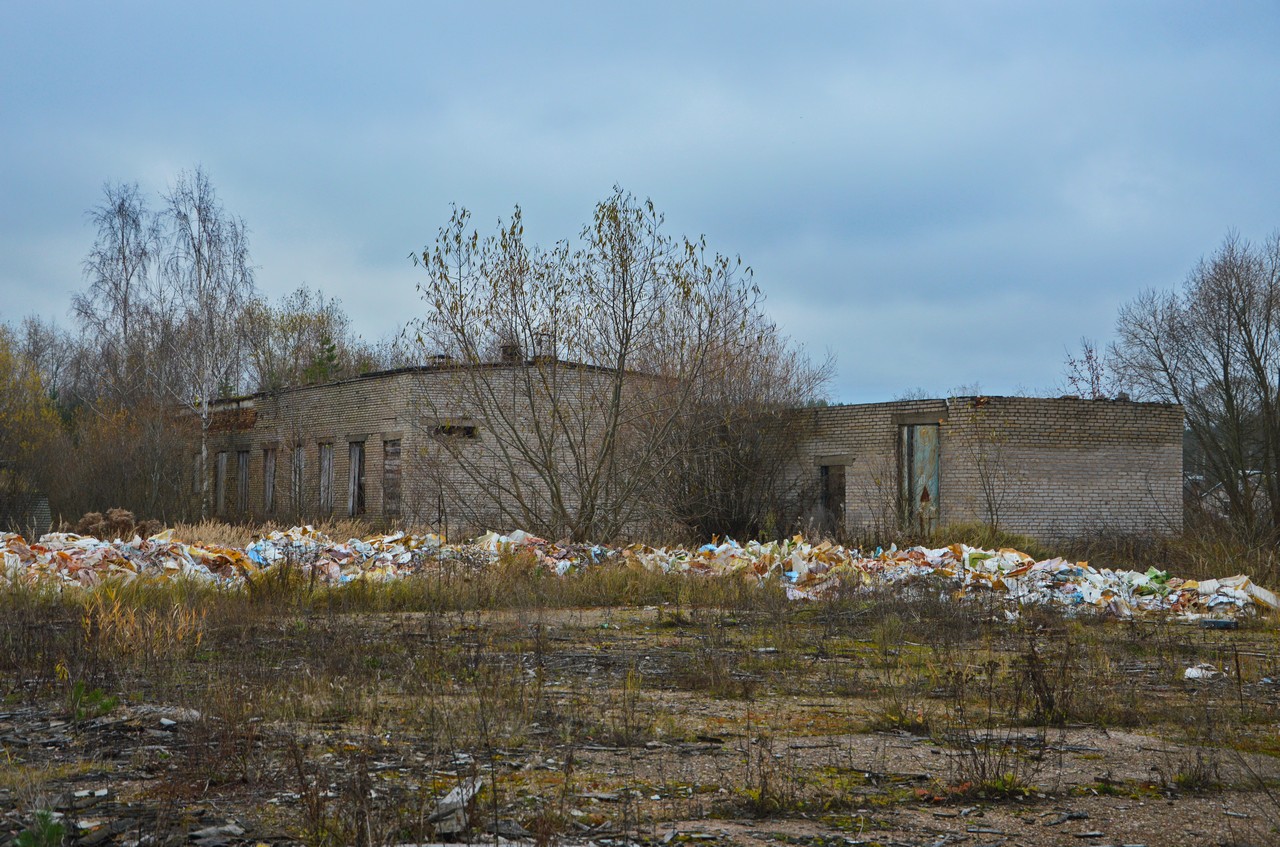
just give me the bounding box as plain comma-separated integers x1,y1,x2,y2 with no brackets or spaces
411,189,784,541
1112,229,1280,539
75,182,164,404
161,167,256,519
50,183,192,522
14,316,74,407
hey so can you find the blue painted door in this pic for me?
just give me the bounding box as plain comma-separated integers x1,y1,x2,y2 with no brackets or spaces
900,424,940,532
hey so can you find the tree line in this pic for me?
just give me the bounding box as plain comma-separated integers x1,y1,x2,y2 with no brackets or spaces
1,167,409,527
3,174,829,539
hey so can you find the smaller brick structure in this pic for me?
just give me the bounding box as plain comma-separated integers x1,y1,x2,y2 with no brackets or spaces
797,396,1183,540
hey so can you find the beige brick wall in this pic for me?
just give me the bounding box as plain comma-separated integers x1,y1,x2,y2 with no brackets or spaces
206,363,629,536
795,397,1184,540
209,376,1184,542
206,369,419,524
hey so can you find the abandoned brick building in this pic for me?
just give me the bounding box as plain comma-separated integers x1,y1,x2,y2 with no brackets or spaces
202,361,630,536
796,396,1183,540
204,364,1183,541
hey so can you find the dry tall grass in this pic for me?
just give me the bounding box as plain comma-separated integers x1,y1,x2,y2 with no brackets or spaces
1,549,1277,844
168,517,379,547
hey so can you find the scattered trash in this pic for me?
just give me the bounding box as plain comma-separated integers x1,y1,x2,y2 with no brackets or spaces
1183,663,1225,681
484,818,533,839
429,776,482,836
190,822,245,847
2,526,1277,621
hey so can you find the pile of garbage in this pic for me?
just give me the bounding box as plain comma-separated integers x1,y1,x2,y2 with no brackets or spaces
616,535,1279,617
2,526,1276,620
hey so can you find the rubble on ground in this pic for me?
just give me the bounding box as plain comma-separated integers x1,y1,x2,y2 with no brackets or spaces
1,526,1276,620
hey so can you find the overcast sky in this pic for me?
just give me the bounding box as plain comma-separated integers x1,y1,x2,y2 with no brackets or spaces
2,2,1278,403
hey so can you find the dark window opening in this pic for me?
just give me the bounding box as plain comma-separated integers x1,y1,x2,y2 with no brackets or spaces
433,424,477,439
820,464,846,520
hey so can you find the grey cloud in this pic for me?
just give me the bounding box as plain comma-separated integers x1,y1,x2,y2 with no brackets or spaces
2,2,1279,406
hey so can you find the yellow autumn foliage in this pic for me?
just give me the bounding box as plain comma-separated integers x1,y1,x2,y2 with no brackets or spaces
0,326,59,500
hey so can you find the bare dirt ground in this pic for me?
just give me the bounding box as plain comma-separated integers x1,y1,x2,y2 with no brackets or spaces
3,595,1279,846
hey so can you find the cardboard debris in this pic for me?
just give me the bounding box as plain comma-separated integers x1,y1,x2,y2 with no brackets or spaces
2,526,1276,620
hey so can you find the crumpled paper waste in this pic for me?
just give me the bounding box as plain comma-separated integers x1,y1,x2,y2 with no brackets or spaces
0,529,254,587
243,526,446,583
616,536,1279,618
1183,663,1225,681
2,527,1276,620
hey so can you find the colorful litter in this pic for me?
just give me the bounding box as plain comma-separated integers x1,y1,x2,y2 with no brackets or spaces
2,526,1276,620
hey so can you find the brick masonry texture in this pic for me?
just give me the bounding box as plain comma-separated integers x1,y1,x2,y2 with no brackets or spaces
795,396,1183,540
203,363,629,535
206,372,1183,542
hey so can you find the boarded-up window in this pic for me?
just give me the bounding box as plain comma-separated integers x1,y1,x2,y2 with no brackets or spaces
215,452,228,514
348,441,366,517
432,424,477,439
383,439,401,517
318,442,334,514
236,451,249,513
292,445,305,512
263,448,277,514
